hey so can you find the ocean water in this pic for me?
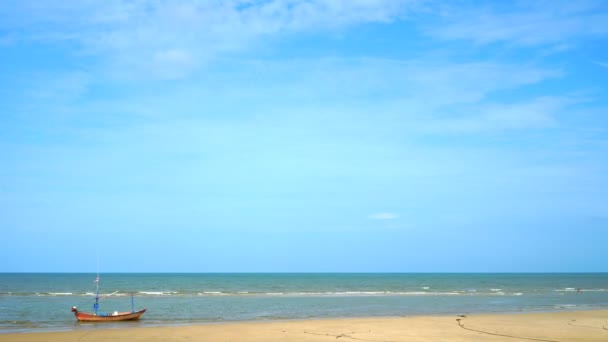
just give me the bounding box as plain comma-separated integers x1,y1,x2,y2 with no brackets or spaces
1,273,607,333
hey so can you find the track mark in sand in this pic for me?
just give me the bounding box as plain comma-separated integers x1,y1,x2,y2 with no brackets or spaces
567,319,608,331
77,330,95,342
455,316,559,342
282,329,396,342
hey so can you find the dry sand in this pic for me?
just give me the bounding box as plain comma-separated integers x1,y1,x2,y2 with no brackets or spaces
1,310,607,341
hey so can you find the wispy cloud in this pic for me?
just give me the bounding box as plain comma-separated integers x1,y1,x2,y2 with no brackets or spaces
416,96,584,134
9,57,563,138
24,71,91,105
0,0,421,79
369,213,399,220
594,61,608,69
426,1,608,47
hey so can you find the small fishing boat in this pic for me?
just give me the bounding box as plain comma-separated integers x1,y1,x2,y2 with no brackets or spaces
71,275,147,322
71,306,147,322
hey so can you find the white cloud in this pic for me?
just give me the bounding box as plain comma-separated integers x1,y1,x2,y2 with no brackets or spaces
10,55,565,140
199,57,560,109
594,61,608,69
426,1,608,47
1,0,421,79
152,49,196,80
481,98,558,129
0,33,14,46
416,96,581,134
24,71,91,105
270,0,415,29
369,212,399,220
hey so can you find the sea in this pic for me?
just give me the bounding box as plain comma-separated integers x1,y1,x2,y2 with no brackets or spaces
1,273,607,333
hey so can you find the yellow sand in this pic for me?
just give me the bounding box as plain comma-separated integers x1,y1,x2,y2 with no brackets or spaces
2,310,607,341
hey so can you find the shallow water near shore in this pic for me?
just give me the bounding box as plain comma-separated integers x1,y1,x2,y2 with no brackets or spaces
1,273,607,333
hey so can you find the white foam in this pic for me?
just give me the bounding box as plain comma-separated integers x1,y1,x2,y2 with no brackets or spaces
243,291,464,296
49,292,72,296
387,291,460,296
351,291,385,295
137,290,543,297
579,289,608,292
554,304,577,309
139,291,169,295
401,292,428,295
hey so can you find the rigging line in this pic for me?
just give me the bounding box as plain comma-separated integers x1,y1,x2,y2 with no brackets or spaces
99,290,120,299
96,253,99,282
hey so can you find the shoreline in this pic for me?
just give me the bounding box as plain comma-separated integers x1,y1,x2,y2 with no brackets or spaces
1,309,607,341
3,307,606,335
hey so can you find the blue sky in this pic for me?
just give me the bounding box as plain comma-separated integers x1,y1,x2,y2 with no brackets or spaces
1,1,607,272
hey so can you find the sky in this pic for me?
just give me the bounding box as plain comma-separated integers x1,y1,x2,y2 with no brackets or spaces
1,0,608,272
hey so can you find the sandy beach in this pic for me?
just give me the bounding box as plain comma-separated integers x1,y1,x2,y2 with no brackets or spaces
1,310,607,342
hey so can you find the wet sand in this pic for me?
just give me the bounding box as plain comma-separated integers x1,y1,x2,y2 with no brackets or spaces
1,310,607,341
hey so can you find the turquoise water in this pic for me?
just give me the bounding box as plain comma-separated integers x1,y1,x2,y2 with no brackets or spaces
1,273,607,333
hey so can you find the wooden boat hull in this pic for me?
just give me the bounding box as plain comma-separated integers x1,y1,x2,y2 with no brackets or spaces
73,309,147,322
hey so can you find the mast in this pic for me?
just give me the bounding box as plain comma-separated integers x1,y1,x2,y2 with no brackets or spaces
94,256,100,315
94,275,100,314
